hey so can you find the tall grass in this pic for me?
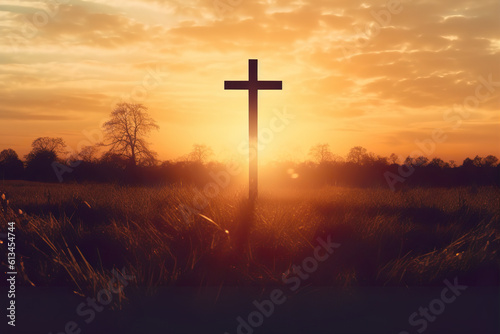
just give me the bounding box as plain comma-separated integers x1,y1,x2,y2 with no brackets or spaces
0,181,498,301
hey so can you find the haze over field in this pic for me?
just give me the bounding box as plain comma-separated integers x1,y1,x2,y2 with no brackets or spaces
1,0,499,163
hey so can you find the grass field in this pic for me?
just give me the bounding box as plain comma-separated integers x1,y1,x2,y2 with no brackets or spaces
1,181,499,302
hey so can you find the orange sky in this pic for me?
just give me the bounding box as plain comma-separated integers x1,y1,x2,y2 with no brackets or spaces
1,0,499,164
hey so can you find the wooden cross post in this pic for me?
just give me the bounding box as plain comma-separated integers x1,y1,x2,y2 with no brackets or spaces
225,59,282,201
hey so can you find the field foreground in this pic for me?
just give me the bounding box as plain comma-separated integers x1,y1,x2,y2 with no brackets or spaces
0,181,499,333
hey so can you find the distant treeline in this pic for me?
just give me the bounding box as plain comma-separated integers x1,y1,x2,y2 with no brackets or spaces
263,158,500,190
0,145,498,189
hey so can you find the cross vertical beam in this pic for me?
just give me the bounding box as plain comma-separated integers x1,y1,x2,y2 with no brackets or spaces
248,60,258,203
224,59,282,201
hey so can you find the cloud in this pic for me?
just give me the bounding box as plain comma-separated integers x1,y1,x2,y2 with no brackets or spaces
0,109,76,121
0,3,166,49
0,0,498,160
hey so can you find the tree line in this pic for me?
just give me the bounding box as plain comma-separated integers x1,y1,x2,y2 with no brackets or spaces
0,103,498,188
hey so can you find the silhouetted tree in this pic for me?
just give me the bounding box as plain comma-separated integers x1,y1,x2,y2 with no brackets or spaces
25,137,66,160
429,158,447,168
0,149,24,179
472,155,483,167
462,157,472,167
76,145,100,163
388,153,399,165
404,155,415,166
101,103,159,167
403,155,428,167
414,156,429,166
189,144,213,164
482,155,498,167
25,150,58,182
375,155,389,165
309,144,334,164
347,146,368,164
361,152,378,166
24,137,67,181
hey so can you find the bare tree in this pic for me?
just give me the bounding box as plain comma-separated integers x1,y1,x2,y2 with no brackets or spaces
189,144,213,164
308,144,334,164
101,103,159,167
25,137,66,162
29,137,66,155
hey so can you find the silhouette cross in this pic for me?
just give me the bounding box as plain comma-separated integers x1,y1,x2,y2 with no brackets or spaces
225,59,282,201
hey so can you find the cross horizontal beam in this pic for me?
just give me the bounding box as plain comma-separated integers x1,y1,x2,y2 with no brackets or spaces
224,81,283,90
